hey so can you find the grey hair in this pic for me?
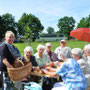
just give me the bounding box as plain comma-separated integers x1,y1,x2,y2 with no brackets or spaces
5,31,15,38
36,44,45,51
24,46,33,54
85,44,90,52
71,48,82,58
61,47,71,58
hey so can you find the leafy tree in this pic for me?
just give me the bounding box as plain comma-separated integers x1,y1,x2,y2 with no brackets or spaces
57,16,75,40
24,26,32,46
47,27,55,34
2,13,17,36
17,13,27,35
18,13,44,41
0,16,6,39
87,15,90,28
77,15,90,28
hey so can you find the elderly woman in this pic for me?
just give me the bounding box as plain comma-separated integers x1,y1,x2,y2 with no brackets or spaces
42,47,87,90
34,44,52,90
19,46,38,67
84,44,90,67
82,45,88,60
1,31,21,90
15,46,38,90
44,42,58,62
34,44,50,68
71,48,90,87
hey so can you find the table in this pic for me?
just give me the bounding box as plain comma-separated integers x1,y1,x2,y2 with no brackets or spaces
30,71,50,77
29,61,64,90
30,61,64,78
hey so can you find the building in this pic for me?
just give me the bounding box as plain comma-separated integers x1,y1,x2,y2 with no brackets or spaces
37,34,66,42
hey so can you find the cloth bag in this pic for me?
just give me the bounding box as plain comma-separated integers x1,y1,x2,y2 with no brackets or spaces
24,82,42,90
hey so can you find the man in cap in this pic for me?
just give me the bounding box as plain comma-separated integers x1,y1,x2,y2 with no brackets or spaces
44,42,58,62
42,42,58,90
55,40,66,61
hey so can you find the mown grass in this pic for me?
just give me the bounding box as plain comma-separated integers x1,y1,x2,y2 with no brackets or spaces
14,40,90,56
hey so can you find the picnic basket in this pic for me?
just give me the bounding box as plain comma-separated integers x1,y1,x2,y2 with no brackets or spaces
87,86,90,90
7,60,31,82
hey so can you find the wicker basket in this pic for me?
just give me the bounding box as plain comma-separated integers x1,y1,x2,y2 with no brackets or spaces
7,60,31,82
87,86,90,90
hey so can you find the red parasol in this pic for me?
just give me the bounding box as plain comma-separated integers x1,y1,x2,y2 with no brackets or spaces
70,28,90,42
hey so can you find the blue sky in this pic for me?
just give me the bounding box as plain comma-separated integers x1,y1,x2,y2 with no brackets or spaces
0,0,90,33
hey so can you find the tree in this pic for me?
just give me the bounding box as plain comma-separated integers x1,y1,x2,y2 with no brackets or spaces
77,15,90,28
17,13,27,35
2,13,17,36
57,16,75,40
18,13,44,41
24,26,32,46
47,27,55,34
0,16,6,39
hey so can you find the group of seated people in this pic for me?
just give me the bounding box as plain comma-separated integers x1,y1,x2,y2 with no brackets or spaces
0,31,90,90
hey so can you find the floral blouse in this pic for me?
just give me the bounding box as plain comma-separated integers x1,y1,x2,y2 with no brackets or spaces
56,58,87,90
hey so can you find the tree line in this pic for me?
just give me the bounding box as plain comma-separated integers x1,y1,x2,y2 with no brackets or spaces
0,13,90,41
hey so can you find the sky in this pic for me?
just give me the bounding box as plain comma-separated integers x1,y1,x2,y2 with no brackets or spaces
0,0,90,33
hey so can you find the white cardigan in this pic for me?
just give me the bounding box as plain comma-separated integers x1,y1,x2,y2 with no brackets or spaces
77,58,90,86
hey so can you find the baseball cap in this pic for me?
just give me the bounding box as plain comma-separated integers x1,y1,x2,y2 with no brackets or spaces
60,40,66,43
45,43,51,46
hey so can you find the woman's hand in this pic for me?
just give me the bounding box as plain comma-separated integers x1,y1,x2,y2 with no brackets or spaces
41,69,48,74
49,62,54,66
53,61,61,67
32,66,40,72
45,67,56,72
3,58,13,68
42,62,54,68
45,67,51,71
8,65,13,68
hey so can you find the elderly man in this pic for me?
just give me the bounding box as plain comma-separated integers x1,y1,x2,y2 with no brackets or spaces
44,42,58,62
42,47,87,90
71,48,90,87
43,43,59,90
55,40,66,61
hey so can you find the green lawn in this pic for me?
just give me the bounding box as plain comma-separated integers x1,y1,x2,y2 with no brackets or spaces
14,40,90,55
